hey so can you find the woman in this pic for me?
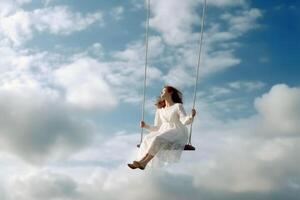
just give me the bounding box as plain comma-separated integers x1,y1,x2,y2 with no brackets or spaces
128,85,196,170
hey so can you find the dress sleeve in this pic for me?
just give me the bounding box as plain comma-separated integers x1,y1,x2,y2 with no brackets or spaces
147,109,161,132
177,103,193,125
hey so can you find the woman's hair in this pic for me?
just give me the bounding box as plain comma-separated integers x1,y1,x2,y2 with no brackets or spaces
155,96,166,108
155,85,183,108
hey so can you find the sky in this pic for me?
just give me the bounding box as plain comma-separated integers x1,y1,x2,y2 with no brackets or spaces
0,0,299,199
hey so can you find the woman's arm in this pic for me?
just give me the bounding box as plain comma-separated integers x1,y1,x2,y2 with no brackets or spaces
140,109,161,132
177,103,196,125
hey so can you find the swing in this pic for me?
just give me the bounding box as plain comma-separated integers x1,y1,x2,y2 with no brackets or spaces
137,0,207,151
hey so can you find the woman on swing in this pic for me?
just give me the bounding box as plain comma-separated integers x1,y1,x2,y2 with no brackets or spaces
128,85,196,170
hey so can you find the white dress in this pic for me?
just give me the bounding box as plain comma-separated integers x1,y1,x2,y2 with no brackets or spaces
137,103,194,167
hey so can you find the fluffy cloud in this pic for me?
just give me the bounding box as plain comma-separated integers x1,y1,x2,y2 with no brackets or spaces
0,84,299,200
110,36,163,103
113,36,165,61
4,168,195,200
0,45,130,168
0,77,93,164
68,132,138,167
162,66,195,88
0,10,32,45
255,84,300,135
32,6,103,35
207,0,248,7
148,0,257,46
0,5,103,45
206,8,262,45
8,170,79,200
198,80,266,101
149,0,198,46
190,84,300,194
142,0,262,89
0,46,102,164
0,1,298,199
0,0,31,16
54,57,118,110
228,81,266,91
221,8,262,34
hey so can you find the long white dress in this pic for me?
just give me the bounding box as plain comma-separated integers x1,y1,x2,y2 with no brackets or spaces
137,103,194,167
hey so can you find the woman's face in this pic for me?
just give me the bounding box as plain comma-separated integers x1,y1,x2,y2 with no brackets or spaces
160,87,170,99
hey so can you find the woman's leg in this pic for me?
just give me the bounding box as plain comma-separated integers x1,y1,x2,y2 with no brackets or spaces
137,153,149,162
130,153,154,170
138,153,154,167
128,154,148,169
134,133,167,168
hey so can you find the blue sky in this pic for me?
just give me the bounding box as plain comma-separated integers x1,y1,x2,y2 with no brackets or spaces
0,0,299,200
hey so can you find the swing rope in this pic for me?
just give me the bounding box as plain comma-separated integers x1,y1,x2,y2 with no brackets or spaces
138,0,151,148
138,0,207,149
186,0,207,149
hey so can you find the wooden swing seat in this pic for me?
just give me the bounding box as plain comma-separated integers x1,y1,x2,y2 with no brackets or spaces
137,144,195,151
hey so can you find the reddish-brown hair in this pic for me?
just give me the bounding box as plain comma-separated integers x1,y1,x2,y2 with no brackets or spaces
155,96,165,108
155,85,183,108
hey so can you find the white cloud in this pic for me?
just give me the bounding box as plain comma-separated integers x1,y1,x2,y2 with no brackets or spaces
0,46,109,164
194,80,266,118
208,86,233,98
191,134,300,193
190,84,300,193
69,132,138,166
110,1,262,100
163,66,195,88
254,138,294,161
207,0,248,7
110,6,124,21
149,0,198,46
50,41,162,106
201,50,241,75
3,167,200,200
43,0,55,6
113,36,165,61
54,57,118,110
131,0,248,12
16,0,31,4
148,0,253,47
32,6,103,35
206,8,263,46
254,84,300,135
221,8,262,34
0,76,93,164
0,0,31,17
110,36,163,103
199,80,266,100
145,0,262,89
8,170,79,200
0,10,32,45
1,1,298,199
0,83,300,200
228,81,266,91
0,6,103,45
